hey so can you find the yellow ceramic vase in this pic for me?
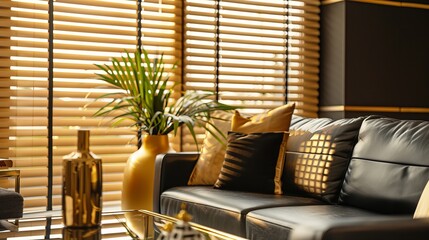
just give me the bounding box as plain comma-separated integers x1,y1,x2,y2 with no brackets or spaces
122,134,175,211
121,135,174,238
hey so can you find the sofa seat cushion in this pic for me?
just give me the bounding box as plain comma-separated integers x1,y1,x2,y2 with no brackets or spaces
160,186,324,237
0,188,23,219
246,205,408,240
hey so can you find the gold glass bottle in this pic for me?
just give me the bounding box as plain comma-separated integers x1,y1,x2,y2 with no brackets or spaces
62,130,102,227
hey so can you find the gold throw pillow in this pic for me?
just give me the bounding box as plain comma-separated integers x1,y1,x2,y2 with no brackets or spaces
232,103,295,133
188,112,232,185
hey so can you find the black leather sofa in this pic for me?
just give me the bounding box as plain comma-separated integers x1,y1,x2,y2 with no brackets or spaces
153,115,429,240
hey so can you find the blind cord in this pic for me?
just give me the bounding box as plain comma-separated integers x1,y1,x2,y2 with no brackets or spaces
47,0,54,213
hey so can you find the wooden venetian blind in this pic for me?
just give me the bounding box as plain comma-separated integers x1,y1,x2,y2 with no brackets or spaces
286,0,320,117
5,0,52,211
51,0,138,211
0,1,12,159
182,0,320,150
2,0,182,212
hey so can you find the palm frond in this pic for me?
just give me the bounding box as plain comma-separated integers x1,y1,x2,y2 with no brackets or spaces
94,47,237,147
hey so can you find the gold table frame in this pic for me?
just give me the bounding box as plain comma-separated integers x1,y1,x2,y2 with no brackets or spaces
0,169,20,193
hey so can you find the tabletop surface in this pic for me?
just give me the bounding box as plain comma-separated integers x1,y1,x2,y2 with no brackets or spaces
0,209,247,240
0,210,143,239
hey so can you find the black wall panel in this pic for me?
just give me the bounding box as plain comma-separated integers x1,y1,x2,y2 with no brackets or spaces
320,2,346,107
346,2,429,107
345,2,402,106
319,1,429,120
398,6,429,107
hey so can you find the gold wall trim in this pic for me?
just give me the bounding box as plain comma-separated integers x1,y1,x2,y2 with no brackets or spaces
322,0,429,10
320,106,429,113
320,106,346,111
352,0,401,7
403,2,429,10
322,0,343,5
401,108,429,113
345,106,401,112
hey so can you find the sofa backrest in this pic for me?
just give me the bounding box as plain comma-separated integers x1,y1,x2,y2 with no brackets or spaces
339,117,429,214
282,115,364,203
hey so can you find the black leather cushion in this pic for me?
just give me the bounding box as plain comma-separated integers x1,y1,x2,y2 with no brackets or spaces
283,116,364,203
160,186,324,237
246,205,406,240
339,117,429,214
0,188,23,219
214,131,288,194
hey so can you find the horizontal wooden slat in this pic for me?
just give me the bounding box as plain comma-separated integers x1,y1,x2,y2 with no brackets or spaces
56,0,137,10
185,77,286,86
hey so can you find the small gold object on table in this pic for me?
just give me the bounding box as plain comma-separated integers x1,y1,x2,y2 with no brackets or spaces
157,204,204,240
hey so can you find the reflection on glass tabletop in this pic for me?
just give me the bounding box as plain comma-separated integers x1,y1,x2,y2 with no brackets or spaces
0,210,246,240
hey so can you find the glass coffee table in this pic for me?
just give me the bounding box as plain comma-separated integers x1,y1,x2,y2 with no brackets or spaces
0,210,246,240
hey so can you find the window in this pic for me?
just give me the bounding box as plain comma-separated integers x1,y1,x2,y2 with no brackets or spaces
182,0,320,151
1,0,319,212
2,0,182,212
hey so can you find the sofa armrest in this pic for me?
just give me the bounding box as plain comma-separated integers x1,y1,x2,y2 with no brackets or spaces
291,217,429,240
153,152,200,213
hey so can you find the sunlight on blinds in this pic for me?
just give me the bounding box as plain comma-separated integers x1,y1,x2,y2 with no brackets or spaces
182,0,320,151
1,0,318,211
8,0,51,211
51,0,138,211
287,0,320,117
5,0,182,212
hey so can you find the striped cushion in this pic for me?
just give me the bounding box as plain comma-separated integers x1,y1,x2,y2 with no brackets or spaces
214,131,289,194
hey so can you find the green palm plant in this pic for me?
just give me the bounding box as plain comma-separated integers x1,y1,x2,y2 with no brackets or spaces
94,48,235,148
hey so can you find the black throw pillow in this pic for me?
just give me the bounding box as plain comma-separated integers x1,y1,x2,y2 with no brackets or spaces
214,131,288,194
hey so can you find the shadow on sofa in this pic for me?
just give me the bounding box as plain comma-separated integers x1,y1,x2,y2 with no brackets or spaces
154,115,429,240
